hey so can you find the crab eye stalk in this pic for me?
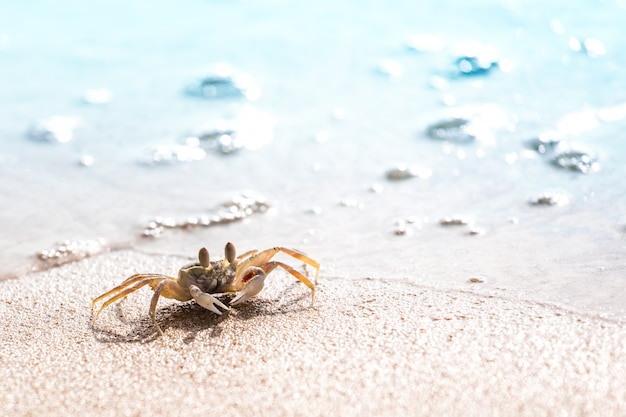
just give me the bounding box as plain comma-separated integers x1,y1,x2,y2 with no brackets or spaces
225,242,236,264
198,247,210,267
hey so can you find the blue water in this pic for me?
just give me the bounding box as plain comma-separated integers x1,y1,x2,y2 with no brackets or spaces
1,0,626,317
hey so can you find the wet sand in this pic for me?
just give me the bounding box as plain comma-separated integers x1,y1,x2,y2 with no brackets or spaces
1,250,625,417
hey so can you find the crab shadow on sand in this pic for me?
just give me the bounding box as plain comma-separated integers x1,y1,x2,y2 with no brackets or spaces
90,279,316,344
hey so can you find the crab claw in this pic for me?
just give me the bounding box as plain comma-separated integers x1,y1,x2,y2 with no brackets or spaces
189,285,230,315
230,267,267,306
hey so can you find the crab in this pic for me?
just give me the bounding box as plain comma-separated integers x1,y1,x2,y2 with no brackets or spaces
91,242,319,335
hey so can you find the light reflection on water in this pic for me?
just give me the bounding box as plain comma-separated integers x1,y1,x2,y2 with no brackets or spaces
1,0,625,317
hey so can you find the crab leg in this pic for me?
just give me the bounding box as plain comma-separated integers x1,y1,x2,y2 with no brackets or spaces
149,280,168,335
92,273,171,309
236,247,320,284
236,249,258,260
276,248,320,284
92,277,166,321
118,272,167,287
260,261,315,302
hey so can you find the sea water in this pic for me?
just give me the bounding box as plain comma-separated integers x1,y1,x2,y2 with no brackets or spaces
1,0,625,317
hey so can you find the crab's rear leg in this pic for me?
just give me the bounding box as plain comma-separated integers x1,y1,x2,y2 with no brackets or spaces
118,272,168,287
92,276,168,322
238,247,320,284
236,249,258,260
91,273,168,313
276,248,320,285
263,261,315,302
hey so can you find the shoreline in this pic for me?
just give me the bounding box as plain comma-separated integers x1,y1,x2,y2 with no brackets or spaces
1,250,625,416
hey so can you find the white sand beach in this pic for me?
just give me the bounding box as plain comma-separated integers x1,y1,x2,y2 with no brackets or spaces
1,250,624,417
3,1,626,416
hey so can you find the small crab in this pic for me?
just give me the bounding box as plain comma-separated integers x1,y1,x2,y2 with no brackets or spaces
92,243,319,335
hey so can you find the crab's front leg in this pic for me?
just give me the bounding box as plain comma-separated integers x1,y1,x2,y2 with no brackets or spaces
230,267,267,306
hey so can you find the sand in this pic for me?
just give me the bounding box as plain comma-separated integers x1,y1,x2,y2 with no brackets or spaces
1,250,625,417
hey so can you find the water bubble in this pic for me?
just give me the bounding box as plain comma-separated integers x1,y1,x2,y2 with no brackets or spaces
386,164,432,180
28,116,81,143
195,130,242,155
551,149,599,173
393,217,420,236
529,192,569,206
427,106,512,146
142,192,270,238
426,118,475,143
449,43,499,77
439,216,471,226
569,37,606,57
37,239,107,265
144,143,206,165
191,109,274,155
454,56,497,76
190,76,244,98
466,227,485,236
186,64,260,100
143,226,164,237
527,115,599,174
526,131,563,154
393,219,411,236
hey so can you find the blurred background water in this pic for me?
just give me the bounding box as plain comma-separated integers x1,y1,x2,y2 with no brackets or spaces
1,0,625,317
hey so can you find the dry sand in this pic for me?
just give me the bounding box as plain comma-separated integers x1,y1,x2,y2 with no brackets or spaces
1,250,625,417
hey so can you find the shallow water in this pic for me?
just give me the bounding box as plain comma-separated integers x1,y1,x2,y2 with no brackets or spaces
1,0,625,317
